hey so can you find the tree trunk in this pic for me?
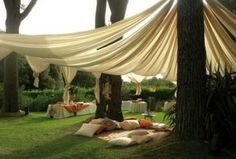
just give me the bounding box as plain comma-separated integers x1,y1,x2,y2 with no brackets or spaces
106,75,123,121
1,0,37,115
176,0,206,138
95,0,128,121
3,53,19,113
95,74,109,118
2,1,21,114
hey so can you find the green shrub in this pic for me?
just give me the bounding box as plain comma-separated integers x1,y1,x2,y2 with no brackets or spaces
20,89,64,112
75,87,95,102
121,78,176,101
140,86,176,101
20,87,95,112
121,82,136,100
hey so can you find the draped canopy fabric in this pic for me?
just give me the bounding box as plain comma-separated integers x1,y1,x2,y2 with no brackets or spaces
0,0,235,82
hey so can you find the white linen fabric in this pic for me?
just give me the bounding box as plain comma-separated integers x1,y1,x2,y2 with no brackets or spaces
127,73,146,95
61,66,78,104
25,56,50,87
0,0,235,81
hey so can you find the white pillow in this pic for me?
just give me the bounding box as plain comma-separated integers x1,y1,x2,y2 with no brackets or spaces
131,135,152,144
89,118,104,124
149,132,169,142
120,120,140,130
127,129,149,137
74,123,101,137
150,123,168,129
108,137,137,146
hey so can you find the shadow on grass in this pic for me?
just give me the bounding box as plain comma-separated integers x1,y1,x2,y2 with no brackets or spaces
0,134,108,159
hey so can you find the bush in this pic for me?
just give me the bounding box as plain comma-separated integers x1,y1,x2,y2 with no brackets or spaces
121,82,137,100
20,87,95,112
140,86,176,101
20,89,64,112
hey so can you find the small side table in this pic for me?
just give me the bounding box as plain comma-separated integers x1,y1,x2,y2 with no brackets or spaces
142,113,155,121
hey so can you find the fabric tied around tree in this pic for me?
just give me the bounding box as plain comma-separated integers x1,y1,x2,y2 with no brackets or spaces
92,72,101,103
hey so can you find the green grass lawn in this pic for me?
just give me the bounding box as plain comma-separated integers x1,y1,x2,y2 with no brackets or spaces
0,112,235,159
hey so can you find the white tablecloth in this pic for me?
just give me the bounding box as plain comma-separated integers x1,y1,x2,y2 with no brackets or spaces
46,102,96,119
122,100,147,113
121,101,132,111
128,101,147,113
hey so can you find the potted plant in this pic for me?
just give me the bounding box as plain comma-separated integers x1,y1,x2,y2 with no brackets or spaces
205,67,236,152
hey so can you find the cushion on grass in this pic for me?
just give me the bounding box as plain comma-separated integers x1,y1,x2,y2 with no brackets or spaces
108,137,137,146
90,118,104,124
120,120,140,130
103,118,118,131
74,123,101,137
127,129,149,137
150,123,168,129
124,117,137,120
112,120,121,129
95,124,107,134
131,135,152,144
138,119,153,128
149,132,170,142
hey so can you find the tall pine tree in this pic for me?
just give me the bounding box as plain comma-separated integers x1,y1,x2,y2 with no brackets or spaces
176,0,206,138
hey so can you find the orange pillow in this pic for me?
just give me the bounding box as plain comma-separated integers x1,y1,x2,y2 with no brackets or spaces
138,119,153,128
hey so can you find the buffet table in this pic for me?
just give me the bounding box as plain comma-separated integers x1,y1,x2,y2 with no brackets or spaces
46,102,96,119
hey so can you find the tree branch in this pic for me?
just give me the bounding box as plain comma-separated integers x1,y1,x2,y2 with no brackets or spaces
20,0,37,21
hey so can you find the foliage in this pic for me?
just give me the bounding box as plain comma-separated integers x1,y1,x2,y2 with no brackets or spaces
163,103,176,128
16,56,64,90
205,68,236,148
71,71,96,88
18,55,35,90
20,89,64,112
140,86,176,101
142,78,176,88
20,88,95,112
121,82,137,100
68,85,78,95
121,78,176,102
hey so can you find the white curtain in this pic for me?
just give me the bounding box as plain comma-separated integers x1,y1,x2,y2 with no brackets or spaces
61,66,78,104
25,56,50,87
127,73,146,95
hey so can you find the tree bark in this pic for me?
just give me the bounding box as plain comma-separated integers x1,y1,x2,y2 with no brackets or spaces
95,0,128,121
1,0,37,114
176,0,206,138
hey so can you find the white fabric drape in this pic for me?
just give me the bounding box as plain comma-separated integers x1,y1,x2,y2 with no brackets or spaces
61,66,78,104
127,73,146,95
25,56,50,87
204,0,236,73
0,0,235,82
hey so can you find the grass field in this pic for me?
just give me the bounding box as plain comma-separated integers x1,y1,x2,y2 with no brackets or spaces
0,112,235,159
